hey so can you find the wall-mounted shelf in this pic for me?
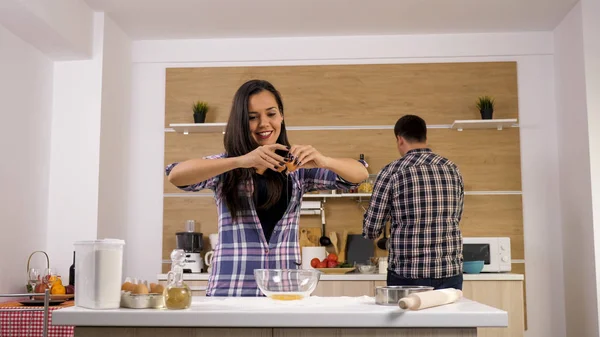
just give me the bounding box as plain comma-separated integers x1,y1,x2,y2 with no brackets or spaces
451,119,518,131
167,119,519,134
163,191,521,198
162,192,372,199
303,193,372,198
166,123,453,134
169,123,226,134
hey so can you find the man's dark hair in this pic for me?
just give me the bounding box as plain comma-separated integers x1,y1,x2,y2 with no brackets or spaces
394,115,427,143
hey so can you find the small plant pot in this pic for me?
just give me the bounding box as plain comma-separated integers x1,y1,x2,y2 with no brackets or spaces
193,112,206,123
480,108,493,120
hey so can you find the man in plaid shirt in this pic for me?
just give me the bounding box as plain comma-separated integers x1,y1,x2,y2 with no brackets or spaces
363,115,464,290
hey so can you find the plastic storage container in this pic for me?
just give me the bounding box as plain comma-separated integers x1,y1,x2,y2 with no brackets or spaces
74,239,125,309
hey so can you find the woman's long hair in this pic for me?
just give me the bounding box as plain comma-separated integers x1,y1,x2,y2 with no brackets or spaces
222,79,291,219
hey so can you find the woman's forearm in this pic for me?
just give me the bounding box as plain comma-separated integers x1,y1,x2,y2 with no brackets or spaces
168,157,241,186
323,157,369,183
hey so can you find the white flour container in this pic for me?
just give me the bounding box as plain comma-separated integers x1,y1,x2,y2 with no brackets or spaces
74,239,125,309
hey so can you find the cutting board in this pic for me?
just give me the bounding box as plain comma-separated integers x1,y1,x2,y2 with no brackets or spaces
299,227,322,249
346,234,374,265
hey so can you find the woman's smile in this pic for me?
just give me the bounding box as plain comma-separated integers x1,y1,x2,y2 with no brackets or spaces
256,130,274,140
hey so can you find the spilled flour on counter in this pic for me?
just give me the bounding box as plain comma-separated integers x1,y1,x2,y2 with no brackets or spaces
194,296,376,309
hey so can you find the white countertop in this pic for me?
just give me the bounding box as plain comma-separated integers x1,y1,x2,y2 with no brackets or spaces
157,272,524,282
53,296,507,328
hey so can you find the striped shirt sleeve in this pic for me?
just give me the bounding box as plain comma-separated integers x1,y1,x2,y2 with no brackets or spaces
165,153,226,192
362,166,393,240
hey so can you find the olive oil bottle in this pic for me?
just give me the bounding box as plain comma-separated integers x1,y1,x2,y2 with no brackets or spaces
164,249,192,310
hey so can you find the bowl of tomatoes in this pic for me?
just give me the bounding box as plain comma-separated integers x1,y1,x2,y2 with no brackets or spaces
310,253,356,274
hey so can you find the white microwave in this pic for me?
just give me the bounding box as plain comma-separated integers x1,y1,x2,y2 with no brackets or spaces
462,237,511,272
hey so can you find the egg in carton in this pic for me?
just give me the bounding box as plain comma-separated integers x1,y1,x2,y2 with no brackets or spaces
120,277,165,309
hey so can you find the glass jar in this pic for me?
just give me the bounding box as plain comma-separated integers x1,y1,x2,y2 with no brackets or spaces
358,176,375,193
164,249,192,310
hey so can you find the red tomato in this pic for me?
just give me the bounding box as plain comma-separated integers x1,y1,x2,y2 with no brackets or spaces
310,258,320,268
318,261,328,268
326,253,338,262
327,260,339,268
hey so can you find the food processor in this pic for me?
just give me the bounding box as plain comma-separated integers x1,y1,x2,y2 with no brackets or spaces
175,220,204,273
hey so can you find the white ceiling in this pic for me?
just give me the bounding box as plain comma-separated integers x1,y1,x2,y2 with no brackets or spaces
84,0,577,40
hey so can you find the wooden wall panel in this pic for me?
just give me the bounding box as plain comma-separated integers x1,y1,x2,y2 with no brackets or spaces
164,128,521,193
165,62,518,127
162,62,525,297
162,195,523,261
163,132,225,193
163,197,219,262
461,195,524,260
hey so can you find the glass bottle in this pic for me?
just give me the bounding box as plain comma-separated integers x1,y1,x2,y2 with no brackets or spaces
357,154,373,193
164,249,192,310
69,251,75,286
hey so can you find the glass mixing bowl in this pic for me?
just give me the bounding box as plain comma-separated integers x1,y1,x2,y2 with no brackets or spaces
253,269,321,300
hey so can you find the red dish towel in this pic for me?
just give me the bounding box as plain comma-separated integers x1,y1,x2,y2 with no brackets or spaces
0,303,74,337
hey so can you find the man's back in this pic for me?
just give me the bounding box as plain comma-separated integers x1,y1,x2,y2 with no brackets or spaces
364,148,464,279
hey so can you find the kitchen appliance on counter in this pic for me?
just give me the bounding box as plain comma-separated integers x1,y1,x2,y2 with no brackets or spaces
462,237,511,272
175,220,204,273
204,233,218,273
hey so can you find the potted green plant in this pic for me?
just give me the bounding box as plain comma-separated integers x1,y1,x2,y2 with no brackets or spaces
476,96,495,120
192,101,209,123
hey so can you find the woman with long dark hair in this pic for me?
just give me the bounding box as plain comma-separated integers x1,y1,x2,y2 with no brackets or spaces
166,79,369,296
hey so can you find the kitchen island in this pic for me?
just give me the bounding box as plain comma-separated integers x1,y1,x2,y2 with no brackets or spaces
157,272,525,337
53,295,507,337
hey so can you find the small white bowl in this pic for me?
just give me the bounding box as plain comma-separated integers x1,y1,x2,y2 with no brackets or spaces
357,264,377,274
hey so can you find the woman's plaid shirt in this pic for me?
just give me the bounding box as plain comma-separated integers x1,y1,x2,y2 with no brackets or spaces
166,153,365,296
363,148,464,279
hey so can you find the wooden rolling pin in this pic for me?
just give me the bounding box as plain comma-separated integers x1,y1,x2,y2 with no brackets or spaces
398,289,463,310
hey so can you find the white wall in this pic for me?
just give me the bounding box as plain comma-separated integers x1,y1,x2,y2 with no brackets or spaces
126,63,166,279
0,0,94,60
553,3,597,336
581,0,600,324
129,32,564,337
46,13,105,278
96,15,132,272
0,24,53,293
45,12,134,279
516,56,566,337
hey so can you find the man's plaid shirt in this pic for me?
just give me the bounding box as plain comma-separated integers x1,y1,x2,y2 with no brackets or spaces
363,148,464,279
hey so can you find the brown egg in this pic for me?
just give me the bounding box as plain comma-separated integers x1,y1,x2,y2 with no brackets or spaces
151,284,164,294
284,161,298,173
121,282,135,292
132,283,149,295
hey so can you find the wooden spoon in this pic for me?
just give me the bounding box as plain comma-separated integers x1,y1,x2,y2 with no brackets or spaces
329,231,338,255
339,230,349,263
